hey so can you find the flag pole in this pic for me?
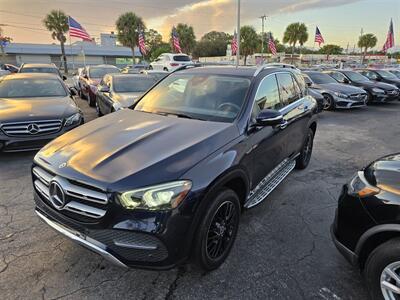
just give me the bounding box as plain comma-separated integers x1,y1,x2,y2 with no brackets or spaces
67,17,75,72
236,0,240,68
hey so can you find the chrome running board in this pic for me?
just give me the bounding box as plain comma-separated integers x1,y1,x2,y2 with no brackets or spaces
245,158,296,208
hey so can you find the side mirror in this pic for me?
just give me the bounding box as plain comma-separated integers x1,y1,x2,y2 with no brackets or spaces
255,109,284,126
84,74,88,79
343,78,350,84
99,85,110,93
376,77,382,81
62,75,67,81
306,81,312,87
69,87,77,96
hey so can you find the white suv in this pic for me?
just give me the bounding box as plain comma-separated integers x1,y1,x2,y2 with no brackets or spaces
149,53,193,72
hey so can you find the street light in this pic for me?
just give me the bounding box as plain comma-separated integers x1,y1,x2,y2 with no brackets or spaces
236,0,240,67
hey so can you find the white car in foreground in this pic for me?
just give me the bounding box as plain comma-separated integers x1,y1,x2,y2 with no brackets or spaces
149,53,193,72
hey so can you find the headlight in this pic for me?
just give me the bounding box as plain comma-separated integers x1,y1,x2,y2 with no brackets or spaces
64,113,82,127
118,180,192,210
372,88,385,93
348,171,380,198
334,92,349,99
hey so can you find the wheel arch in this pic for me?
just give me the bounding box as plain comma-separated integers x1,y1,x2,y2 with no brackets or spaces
356,225,400,269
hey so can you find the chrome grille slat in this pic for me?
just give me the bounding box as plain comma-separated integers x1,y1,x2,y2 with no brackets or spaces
1,119,62,137
32,166,108,219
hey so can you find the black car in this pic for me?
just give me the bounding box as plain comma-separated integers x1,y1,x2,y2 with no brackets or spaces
19,63,66,80
0,73,83,152
357,69,400,90
331,153,400,300
325,70,400,103
303,71,367,110
95,74,157,116
33,66,318,270
387,69,400,79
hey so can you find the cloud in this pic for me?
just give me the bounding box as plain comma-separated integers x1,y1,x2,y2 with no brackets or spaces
152,0,364,40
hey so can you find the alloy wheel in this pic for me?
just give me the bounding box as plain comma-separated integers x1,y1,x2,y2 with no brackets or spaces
206,201,238,260
381,261,400,299
302,132,313,165
323,95,332,110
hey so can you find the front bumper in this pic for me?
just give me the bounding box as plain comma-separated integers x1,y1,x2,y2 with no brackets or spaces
331,222,358,265
371,92,399,102
334,95,367,109
0,123,82,152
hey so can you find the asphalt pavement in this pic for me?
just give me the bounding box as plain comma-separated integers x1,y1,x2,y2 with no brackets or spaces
1,97,400,300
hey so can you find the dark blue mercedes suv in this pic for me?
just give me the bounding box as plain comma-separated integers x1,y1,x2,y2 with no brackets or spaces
32,65,318,270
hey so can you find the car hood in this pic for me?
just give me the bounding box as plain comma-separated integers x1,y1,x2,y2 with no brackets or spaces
34,110,238,190
0,96,79,123
113,92,143,108
365,153,400,191
315,83,365,94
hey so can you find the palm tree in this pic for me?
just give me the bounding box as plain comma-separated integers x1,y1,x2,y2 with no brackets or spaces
240,26,258,65
43,10,69,73
283,22,308,62
116,12,145,61
170,23,196,54
358,33,377,63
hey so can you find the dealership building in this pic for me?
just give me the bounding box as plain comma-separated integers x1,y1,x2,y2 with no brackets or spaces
2,33,141,69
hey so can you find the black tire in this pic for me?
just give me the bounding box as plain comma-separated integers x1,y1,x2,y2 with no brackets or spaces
78,86,86,100
295,128,314,170
364,238,400,300
366,91,373,105
323,94,335,111
88,93,96,107
193,189,240,271
95,100,103,117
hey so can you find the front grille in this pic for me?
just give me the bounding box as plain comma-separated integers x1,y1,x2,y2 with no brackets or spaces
349,93,367,101
1,119,62,137
386,89,399,96
33,166,108,220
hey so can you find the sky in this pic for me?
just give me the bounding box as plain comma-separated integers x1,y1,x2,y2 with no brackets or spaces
0,0,399,50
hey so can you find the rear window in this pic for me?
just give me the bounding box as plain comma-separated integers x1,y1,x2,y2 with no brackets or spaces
0,78,67,98
20,67,59,74
113,77,156,93
173,55,191,62
89,67,120,78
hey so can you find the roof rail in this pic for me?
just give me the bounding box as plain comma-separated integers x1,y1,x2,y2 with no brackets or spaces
253,63,300,77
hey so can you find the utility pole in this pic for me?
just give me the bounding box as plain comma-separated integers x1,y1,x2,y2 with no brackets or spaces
236,0,240,67
259,14,267,63
360,28,364,63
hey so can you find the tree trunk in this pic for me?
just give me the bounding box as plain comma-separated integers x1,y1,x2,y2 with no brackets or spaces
291,43,295,64
0,43,5,65
363,47,367,64
60,41,68,74
244,55,247,66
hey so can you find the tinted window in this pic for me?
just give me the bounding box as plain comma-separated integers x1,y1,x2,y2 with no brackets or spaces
173,55,190,62
254,75,281,111
0,78,67,98
329,72,347,83
306,72,337,84
375,70,398,80
20,67,58,74
293,73,306,94
89,67,120,78
113,77,156,93
362,71,378,80
276,73,299,105
135,74,251,122
343,71,369,82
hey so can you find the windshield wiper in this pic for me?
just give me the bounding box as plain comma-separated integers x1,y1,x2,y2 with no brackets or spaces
155,111,204,121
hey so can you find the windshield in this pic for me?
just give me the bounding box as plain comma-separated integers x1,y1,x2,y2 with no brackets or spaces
20,67,59,74
307,72,337,84
113,77,156,93
134,74,251,122
173,55,191,62
343,71,370,82
376,70,398,80
0,78,67,98
89,67,119,78
390,70,400,78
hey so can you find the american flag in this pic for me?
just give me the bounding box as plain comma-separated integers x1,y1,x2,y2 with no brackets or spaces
268,33,277,56
172,27,182,53
231,31,237,55
315,26,324,46
382,19,395,53
68,16,92,41
138,30,147,56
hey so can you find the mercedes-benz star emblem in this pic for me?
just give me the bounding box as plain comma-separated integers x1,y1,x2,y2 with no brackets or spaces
27,123,40,135
49,181,66,210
